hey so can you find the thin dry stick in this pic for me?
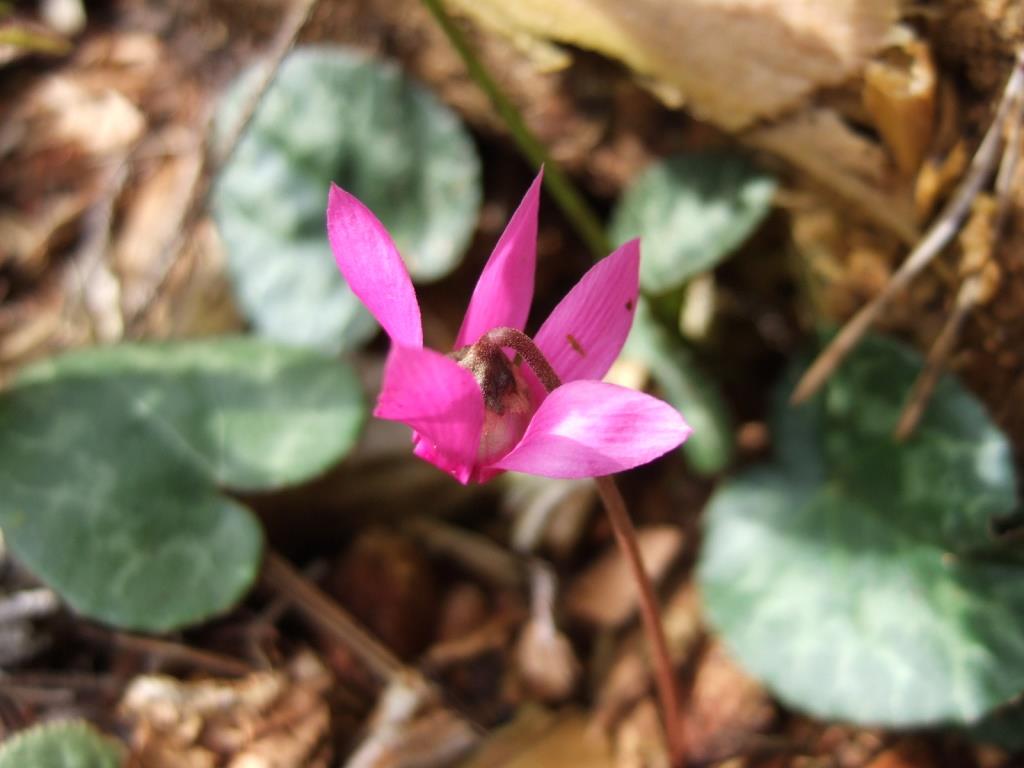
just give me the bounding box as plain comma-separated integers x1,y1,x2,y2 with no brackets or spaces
895,84,1024,440
261,551,416,685
76,624,252,677
595,476,685,767
66,154,132,340
791,51,1024,405
125,0,321,331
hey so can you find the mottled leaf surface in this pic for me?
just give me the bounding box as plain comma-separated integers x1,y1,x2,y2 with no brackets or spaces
0,339,365,631
610,152,775,293
213,46,481,351
0,721,122,768
699,335,1022,725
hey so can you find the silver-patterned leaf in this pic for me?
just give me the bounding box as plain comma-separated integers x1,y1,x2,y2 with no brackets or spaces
699,335,1021,725
0,338,365,631
610,152,775,293
212,46,482,352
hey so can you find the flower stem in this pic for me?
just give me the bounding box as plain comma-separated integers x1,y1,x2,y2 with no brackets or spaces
594,476,686,768
482,327,561,392
480,328,685,765
420,0,611,260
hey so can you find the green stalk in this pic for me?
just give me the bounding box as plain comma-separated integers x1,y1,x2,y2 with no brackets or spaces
421,0,610,259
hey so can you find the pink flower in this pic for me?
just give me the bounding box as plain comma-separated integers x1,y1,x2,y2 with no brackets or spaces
326,171,691,484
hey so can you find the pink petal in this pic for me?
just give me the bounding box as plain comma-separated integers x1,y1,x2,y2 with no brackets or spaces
534,240,640,383
454,170,543,348
492,380,690,479
327,184,423,348
375,345,484,483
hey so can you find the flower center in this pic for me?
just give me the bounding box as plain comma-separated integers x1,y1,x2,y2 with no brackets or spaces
451,335,535,463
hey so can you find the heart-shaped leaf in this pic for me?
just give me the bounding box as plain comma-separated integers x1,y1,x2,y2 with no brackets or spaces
0,338,365,632
622,300,733,475
0,721,122,768
212,45,482,352
610,152,775,293
699,335,1021,726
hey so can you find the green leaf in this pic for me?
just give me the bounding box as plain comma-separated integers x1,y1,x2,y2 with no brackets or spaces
698,334,1022,726
623,299,733,475
0,338,365,632
212,45,482,352
0,721,122,768
609,151,775,293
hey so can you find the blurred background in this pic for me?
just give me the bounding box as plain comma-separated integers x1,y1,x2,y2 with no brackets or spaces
0,1,1023,766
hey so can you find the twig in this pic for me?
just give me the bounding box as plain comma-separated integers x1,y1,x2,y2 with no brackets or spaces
125,0,321,332
76,624,252,677
791,51,1024,405
261,551,415,686
65,155,131,341
0,683,75,706
892,284,976,441
895,87,1024,439
420,0,610,260
0,670,120,694
252,558,328,634
595,476,686,768
207,0,320,172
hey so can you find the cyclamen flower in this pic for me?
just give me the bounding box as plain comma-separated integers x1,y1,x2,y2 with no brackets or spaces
326,172,691,484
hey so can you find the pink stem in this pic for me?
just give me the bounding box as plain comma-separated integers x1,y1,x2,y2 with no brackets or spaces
595,476,685,767
482,327,685,765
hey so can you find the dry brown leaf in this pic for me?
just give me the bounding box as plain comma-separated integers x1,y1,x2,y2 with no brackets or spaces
422,598,524,728
747,108,918,244
464,708,614,768
786,189,918,330
0,194,88,277
864,739,937,768
449,0,899,130
328,528,440,660
114,147,203,318
614,698,669,768
565,525,682,628
680,640,776,763
436,582,490,643
150,218,246,339
863,36,937,177
934,0,1023,93
0,64,144,281
73,32,167,106
29,76,145,156
915,140,968,221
